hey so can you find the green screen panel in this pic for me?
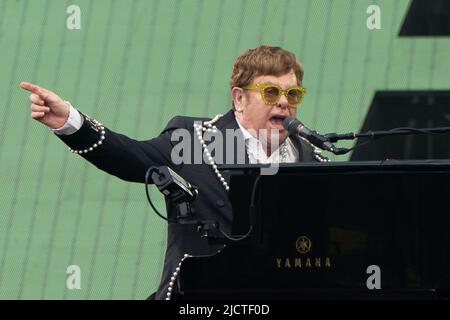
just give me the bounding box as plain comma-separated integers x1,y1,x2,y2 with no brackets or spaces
0,0,449,299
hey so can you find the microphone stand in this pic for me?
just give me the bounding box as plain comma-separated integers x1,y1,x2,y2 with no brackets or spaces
323,126,450,155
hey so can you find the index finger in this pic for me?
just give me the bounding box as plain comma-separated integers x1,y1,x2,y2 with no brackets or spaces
20,82,44,96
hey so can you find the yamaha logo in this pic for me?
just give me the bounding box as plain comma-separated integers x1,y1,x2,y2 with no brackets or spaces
275,236,331,270
295,236,312,254
275,236,331,269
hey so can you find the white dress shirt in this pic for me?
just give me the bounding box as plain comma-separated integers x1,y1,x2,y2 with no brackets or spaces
235,118,299,164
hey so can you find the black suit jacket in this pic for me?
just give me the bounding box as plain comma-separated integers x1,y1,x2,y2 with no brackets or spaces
56,109,321,299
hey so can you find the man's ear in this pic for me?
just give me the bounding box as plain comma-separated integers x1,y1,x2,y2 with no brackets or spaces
231,87,244,109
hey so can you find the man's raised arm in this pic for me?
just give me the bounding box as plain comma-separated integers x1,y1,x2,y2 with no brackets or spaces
19,81,179,183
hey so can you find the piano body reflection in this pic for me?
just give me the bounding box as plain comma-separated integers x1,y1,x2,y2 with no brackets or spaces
175,161,450,299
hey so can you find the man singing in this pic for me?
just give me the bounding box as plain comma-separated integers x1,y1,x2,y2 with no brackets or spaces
21,45,325,299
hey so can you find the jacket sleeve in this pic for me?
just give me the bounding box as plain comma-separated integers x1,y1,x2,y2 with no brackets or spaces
55,113,186,183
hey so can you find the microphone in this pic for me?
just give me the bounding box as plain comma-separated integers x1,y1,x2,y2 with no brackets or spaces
282,117,341,154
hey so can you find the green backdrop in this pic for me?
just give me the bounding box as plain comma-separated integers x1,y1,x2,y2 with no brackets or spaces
0,0,449,299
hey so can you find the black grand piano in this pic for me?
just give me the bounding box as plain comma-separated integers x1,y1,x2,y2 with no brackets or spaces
174,160,450,299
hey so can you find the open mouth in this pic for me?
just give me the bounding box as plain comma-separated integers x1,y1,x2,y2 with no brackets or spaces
269,115,287,127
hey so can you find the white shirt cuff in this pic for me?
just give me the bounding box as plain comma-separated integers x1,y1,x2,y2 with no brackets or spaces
52,102,83,135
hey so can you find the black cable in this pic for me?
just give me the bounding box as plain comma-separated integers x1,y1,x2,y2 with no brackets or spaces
218,225,252,242
145,166,261,242
339,139,373,154
144,167,178,223
250,175,261,208
216,175,261,242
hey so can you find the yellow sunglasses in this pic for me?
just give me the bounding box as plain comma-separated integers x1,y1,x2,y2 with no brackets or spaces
243,83,306,107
